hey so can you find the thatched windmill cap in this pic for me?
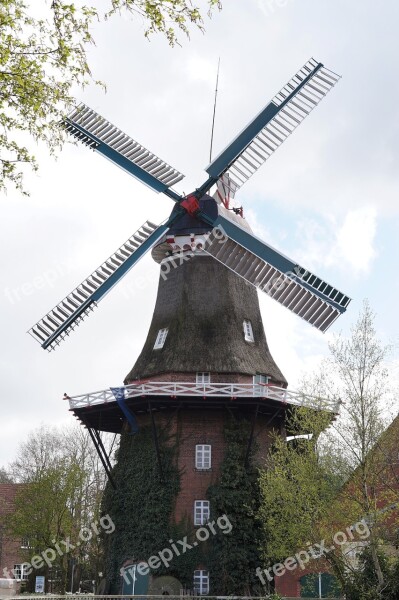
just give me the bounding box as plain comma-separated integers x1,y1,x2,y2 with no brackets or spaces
125,227,287,385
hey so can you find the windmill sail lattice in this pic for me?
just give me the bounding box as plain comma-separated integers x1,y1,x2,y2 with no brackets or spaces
206,227,348,332
28,221,161,350
65,104,185,194
206,58,340,193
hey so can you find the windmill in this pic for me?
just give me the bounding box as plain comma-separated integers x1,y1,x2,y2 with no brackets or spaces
28,58,350,352
32,59,349,595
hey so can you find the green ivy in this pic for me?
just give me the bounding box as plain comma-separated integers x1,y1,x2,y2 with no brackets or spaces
101,423,202,592
207,417,266,595
102,425,179,591
168,517,204,585
102,416,273,594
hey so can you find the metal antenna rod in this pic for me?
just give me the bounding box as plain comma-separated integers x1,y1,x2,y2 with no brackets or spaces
209,57,221,163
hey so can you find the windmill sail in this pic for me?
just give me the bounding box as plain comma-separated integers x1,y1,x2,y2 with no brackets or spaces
212,173,238,207
29,59,350,352
208,216,350,332
64,104,184,197
206,58,340,193
28,221,168,350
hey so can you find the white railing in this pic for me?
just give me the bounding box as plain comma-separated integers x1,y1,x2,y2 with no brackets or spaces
66,381,340,413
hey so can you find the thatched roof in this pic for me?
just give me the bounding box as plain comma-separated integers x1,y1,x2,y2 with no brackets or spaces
124,253,287,386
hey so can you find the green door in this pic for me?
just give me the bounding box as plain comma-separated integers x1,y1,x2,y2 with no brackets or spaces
121,564,149,596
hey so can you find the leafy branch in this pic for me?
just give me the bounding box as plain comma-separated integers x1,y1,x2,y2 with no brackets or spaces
0,0,221,195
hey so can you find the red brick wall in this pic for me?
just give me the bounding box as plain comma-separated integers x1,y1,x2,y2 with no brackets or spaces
136,407,283,526
173,409,226,524
0,484,25,579
170,408,282,594
275,568,301,597
120,369,288,590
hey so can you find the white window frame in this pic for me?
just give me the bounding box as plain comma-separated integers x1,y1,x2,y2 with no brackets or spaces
243,319,254,342
194,500,210,526
154,328,168,349
253,373,270,385
193,570,209,595
195,444,211,470
13,564,29,581
196,372,210,384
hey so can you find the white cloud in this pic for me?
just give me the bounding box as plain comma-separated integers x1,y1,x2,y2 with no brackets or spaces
333,207,377,273
295,207,377,276
185,55,218,86
244,207,277,242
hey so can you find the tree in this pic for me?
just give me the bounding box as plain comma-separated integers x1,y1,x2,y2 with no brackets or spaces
257,301,398,599
0,0,221,195
9,458,86,592
7,424,112,593
0,467,13,483
258,404,337,566
325,301,395,596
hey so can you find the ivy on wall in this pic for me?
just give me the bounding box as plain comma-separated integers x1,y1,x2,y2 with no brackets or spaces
102,415,270,595
102,425,179,592
207,417,266,595
101,423,201,592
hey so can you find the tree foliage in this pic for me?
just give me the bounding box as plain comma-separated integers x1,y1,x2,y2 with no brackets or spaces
257,301,399,599
0,467,13,483
258,406,336,564
342,547,399,600
0,0,221,195
6,424,110,593
325,301,396,596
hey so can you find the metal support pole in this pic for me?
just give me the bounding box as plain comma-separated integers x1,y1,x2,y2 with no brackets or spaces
93,428,113,472
86,426,116,489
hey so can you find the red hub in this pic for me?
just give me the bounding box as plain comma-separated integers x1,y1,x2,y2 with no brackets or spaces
180,194,200,216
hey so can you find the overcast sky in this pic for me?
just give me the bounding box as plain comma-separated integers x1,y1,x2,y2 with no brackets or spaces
1,0,399,465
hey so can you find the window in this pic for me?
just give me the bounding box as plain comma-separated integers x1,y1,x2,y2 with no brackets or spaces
13,564,29,581
253,373,270,385
193,570,209,595
300,572,341,598
243,319,254,342
194,500,210,526
196,372,210,384
154,328,168,349
20,537,31,549
196,444,211,470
